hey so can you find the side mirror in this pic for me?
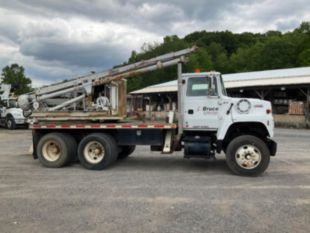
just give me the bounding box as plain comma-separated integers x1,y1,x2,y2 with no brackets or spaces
207,76,218,97
208,88,216,96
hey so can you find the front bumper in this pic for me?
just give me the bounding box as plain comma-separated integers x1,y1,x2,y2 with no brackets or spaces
15,118,28,125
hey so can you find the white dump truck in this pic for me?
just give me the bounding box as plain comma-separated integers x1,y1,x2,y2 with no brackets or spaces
0,84,28,129
18,47,276,176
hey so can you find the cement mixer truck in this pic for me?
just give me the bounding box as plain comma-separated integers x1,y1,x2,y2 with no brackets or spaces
0,84,28,129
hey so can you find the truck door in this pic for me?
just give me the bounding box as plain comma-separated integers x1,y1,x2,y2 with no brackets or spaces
182,75,220,130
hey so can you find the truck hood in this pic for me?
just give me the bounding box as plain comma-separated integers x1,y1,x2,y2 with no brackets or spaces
6,108,25,119
223,96,272,116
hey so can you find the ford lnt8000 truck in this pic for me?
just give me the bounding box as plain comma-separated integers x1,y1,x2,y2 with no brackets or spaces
18,47,277,176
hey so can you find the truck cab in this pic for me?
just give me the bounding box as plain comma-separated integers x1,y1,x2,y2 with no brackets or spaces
0,98,28,129
180,71,276,175
182,72,274,135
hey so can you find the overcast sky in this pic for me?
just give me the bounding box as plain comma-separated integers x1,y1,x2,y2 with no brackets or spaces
0,0,309,87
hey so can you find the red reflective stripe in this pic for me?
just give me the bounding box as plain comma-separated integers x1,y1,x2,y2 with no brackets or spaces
61,124,70,128
32,123,173,129
154,124,164,128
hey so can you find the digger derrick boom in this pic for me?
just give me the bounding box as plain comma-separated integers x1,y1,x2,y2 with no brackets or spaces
18,47,197,122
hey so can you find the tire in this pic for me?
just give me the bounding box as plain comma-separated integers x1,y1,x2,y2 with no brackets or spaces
225,135,270,176
118,145,136,160
66,134,78,163
6,116,16,129
78,133,118,170
37,133,76,168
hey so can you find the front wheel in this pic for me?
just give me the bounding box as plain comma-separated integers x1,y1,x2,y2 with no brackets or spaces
225,135,270,176
6,116,16,129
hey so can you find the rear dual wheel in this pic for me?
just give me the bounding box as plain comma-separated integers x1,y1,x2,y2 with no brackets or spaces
37,132,128,170
78,133,118,170
118,145,136,160
37,133,77,168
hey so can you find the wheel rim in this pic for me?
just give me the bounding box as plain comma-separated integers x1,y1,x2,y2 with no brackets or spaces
42,140,61,162
235,144,262,170
7,119,12,128
83,141,105,164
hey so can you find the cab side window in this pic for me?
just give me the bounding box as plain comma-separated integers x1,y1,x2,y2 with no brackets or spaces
186,77,209,96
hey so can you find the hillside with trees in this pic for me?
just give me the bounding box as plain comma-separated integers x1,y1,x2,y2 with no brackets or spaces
126,22,310,92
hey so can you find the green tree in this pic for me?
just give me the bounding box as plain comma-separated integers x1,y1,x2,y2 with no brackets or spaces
230,42,265,72
265,30,282,37
186,48,213,72
295,21,310,34
1,64,32,95
257,37,296,69
230,47,251,72
298,49,310,66
207,42,230,73
125,21,310,91
128,50,138,63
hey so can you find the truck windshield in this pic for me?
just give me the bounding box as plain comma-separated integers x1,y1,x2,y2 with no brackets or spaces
8,99,18,108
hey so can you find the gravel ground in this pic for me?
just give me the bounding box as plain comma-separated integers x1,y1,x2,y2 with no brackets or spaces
0,128,309,233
